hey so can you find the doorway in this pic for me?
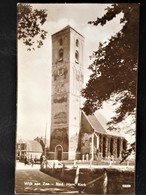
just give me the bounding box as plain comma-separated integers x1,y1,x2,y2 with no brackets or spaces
55,145,63,160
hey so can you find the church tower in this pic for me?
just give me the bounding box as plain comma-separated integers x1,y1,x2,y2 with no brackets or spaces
49,25,84,160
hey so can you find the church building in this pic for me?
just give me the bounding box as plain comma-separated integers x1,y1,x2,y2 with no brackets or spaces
49,25,127,161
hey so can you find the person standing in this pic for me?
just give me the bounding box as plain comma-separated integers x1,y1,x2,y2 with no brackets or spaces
30,158,34,167
24,156,28,165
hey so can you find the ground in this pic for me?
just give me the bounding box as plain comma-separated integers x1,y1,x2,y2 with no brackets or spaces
15,160,134,194
15,162,81,194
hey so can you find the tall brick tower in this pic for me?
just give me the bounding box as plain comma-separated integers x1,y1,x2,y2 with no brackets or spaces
49,25,84,160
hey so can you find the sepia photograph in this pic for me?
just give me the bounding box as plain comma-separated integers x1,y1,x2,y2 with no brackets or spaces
15,3,139,194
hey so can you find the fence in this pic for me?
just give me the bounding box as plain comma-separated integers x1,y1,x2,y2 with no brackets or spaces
59,165,134,194
41,160,134,194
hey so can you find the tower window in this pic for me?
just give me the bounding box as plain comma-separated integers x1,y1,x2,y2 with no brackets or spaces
58,49,63,62
76,39,79,47
58,68,64,76
59,38,63,46
75,50,79,64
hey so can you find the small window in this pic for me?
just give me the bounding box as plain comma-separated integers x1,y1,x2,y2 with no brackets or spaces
75,50,79,64
17,144,21,150
59,38,63,46
58,68,64,76
58,49,63,62
76,39,79,47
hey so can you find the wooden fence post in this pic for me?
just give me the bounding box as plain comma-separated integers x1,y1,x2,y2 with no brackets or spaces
61,164,65,177
52,162,55,173
90,159,92,168
73,160,77,168
127,160,129,167
103,169,108,195
109,159,112,167
74,166,80,186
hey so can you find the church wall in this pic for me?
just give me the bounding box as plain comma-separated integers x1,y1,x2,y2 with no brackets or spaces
77,113,94,158
78,113,128,160
68,99,81,159
50,29,71,159
52,29,70,64
81,113,93,134
70,29,84,66
50,27,85,160
68,30,84,160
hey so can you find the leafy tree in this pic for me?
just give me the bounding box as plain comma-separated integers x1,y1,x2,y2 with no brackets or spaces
17,3,48,51
82,3,139,126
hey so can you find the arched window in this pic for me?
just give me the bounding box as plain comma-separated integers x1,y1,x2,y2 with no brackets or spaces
76,39,79,47
58,49,63,62
75,50,79,64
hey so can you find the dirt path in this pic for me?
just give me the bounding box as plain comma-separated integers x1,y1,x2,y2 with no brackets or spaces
15,168,80,194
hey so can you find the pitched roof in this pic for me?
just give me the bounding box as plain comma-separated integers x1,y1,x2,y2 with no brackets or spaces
25,140,42,152
17,138,26,144
17,139,43,152
85,114,107,134
95,111,123,137
52,25,84,38
106,129,123,137
83,112,124,138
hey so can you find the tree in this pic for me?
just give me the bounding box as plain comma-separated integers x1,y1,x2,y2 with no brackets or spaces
17,3,48,51
82,3,139,126
34,136,46,155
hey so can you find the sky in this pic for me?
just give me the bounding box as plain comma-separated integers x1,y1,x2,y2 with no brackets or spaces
17,3,129,142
